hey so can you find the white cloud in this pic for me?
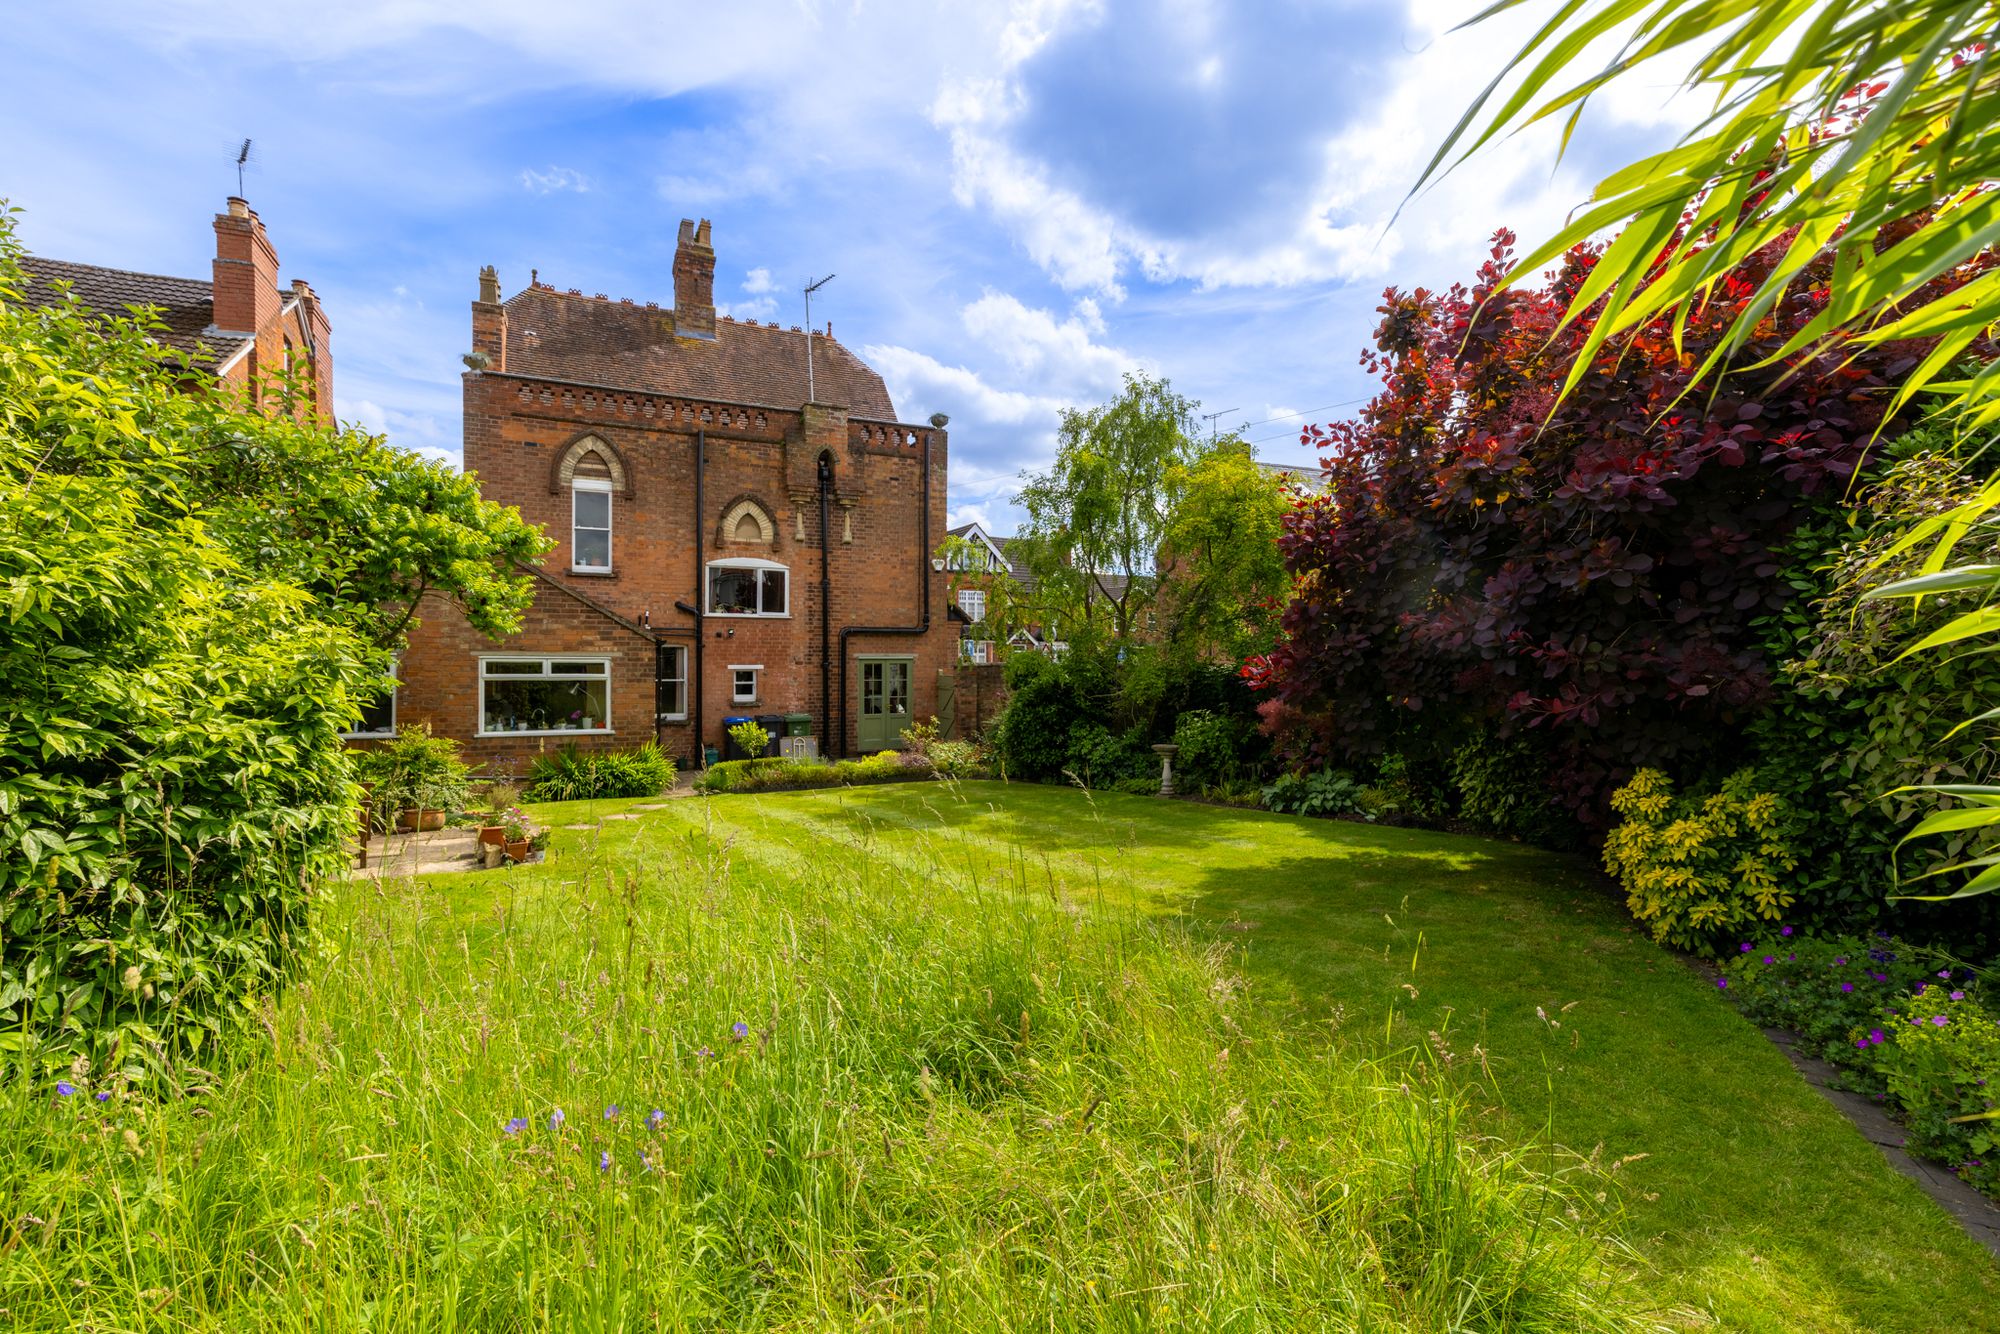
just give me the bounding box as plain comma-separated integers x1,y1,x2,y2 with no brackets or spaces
718,295,778,322
742,267,775,294
519,165,588,194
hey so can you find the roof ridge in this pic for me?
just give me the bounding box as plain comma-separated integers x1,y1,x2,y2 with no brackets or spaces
22,255,210,291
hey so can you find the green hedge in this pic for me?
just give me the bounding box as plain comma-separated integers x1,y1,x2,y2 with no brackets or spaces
524,743,676,802
695,752,919,795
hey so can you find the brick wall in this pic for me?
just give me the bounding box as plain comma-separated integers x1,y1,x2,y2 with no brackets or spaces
399,367,956,768
951,662,1008,739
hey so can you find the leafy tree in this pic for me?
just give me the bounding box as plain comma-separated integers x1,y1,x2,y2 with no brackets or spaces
1428,0,2000,430
0,208,545,1077
1015,372,1200,644
1157,441,1295,661
936,532,1028,651
1250,226,1994,826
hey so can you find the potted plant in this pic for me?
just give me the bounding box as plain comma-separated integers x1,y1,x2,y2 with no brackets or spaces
476,781,519,848
503,818,533,864
354,725,474,834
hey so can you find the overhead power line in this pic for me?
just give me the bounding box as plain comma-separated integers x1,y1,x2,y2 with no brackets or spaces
1229,396,1373,434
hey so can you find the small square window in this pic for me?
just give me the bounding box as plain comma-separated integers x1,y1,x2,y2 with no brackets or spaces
731,667,760,704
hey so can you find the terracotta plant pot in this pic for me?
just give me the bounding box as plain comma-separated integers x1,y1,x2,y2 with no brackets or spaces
397,808,447,833
505,839,532,863
477,825,507,847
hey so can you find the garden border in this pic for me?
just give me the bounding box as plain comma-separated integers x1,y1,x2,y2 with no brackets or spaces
1760,1025,2000,1259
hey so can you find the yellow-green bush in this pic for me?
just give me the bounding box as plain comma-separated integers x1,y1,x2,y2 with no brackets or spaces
1603,768,1800,954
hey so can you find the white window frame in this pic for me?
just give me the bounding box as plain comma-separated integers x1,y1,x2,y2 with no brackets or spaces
477,655,613,737
729,663,763,704
658,644,688,722
571,477,614,573
343,662,399,738
706,558,790,618
956,587,987,622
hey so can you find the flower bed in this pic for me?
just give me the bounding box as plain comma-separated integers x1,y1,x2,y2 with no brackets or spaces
1721,932,1997,1197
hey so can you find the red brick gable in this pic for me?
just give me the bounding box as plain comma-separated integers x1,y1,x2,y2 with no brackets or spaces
499,284,897,418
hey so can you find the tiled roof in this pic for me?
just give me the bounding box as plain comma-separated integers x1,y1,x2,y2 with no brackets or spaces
16,256,246,368
1256,458,1332,493
500,285,896,418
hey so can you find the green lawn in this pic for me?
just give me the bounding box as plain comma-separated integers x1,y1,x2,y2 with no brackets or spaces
632,781,2000,1332
4,781,1994,1330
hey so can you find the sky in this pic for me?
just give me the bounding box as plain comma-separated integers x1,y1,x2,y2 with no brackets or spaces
2,0,1691,532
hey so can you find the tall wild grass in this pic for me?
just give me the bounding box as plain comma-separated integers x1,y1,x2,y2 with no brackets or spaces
0,803,1657,1330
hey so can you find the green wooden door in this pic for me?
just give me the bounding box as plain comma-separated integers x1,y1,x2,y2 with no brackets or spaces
857,657,914,752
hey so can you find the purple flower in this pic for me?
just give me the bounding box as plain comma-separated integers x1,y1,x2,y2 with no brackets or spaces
1951,991,1966,1001
604,1104,620,1121
639,1150,653,1173
1762,956,1776,965
548,1108,566,1131
1780,926,1793,938
54,1082,75,1098
1840,983,1854,993
503,1117,528,1136
1716,978,1728,990
1787,953,1795,961
94,1091,110,1103
1868,1029,1885,1045
1933,1015,1950,1027
1872,972,1889,983
697,1046,714,1059
1834,956,1848,966
1940,969,1953,980
731,1021,750,1041
598,1151,611,1172
647,1108,665,1130
1740,943,1754,954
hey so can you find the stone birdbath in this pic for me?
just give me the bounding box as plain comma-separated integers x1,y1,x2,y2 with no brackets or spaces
1151,743,1179,797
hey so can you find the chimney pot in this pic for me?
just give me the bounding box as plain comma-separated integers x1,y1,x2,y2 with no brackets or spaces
672,215,717,340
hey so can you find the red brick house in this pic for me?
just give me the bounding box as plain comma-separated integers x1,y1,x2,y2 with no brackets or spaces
19,196,333,418
387,218,956,773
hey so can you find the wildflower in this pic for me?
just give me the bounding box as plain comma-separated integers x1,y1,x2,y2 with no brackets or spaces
1940,970,1953,980
604,1104,620,1121
121,965,142,992
599,1151,611,1172
1856,1037,1868,1050
1834,957,1848,966
122,1128,140,1154
1868,1029,1885,1046
1740,943,1753,954
54,1082,75,1098
1840,983,1854,994
1787,953,1795,961
1952,991,1966,1001
1715,978,1728,990
647,1108,665,1130
731,1021,750,1041
1762,956,1776,965
639,1150,653,1173
697,1046,714,1059
1933,1015,1950,1027
1872,972,1888,983
1780,926,1793,938
548,1108,566,1131
95,1091,111,1103
503,1117,528,1137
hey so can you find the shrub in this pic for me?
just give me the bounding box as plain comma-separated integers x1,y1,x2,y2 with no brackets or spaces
991,653,1082,781
695,750,916,796
1261,769,1371,820
728,720,771,760
1866,984,2000,1196
353,725,475,828
1602,769,1801,955
899,719,992,780
1450,733,1566,845
1063,722,1146,789
1720,932,1952,1064
1171,708,1247,792
524,743,676,803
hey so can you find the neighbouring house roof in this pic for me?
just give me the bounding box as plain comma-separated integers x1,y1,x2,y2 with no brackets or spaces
16,256,249,369
500,284,897,417
1256,458,1332,493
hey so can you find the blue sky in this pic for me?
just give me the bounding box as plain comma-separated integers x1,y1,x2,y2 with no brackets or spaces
2,0,1686,531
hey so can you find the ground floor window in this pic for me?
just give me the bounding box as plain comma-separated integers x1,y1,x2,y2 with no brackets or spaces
344,669,398,737
658,644,688,720
730,664,761,704
480,657,611,735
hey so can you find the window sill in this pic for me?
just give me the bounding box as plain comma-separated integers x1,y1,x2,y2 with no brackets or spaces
342,731,397,740
730,700,762,709
477,729,617,738
705,611,791,619
569,566,617,578
657,715,690,725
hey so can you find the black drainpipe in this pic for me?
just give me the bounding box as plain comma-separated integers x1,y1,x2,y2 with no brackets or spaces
817,452,834,749
681,428,706,761
837,433,932,758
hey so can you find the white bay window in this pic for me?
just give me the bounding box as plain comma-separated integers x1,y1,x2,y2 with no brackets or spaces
480,657,611,735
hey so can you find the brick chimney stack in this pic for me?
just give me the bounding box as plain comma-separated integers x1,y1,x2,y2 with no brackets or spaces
289,277,334,419
211,196,281,338
673,217,716,341
471,265,508,372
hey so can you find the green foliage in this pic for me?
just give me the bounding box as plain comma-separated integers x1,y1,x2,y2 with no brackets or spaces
1430,1,2000,432
1157,442,1293,660
992,652,1083,781
728,720,771,760
1603,769,1802,955
0,209,380,1077
1449,734,1568,846
1720,933,1954,1066
899,716,990,780
1062,722,1146,790
351,726,475,829
1261,770,1371,821
1868,984,2000,1197
694,751,911,796
1171,708,1249,792
524,743,676,803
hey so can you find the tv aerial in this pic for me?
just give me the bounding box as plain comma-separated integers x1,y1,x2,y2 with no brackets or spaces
232,138,255,196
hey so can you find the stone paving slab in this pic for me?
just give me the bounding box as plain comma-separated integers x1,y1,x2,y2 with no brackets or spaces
1763,1026,2000,1258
